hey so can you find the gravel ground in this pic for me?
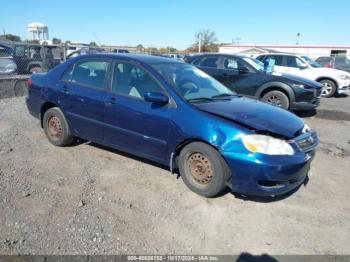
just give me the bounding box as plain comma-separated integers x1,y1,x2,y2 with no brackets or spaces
0,96,349,255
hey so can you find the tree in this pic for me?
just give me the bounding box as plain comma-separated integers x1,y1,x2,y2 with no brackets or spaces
52,38,62,44
89,41,98,48
2,34,21,42
193,29,218,52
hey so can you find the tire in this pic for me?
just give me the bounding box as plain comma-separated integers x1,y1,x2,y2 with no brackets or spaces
261,90,290,109
319,79,336,98
43,107,74,146
14,80,28,97
29,66,42,74
178,142,230,197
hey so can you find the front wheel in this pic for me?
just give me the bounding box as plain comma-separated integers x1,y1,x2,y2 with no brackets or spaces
319,79,336,98
261,90,290,109
178,142,230,197
43,107,74,146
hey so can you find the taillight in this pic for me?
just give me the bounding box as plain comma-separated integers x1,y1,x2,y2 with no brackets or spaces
27,78,32,89
325,63,332,68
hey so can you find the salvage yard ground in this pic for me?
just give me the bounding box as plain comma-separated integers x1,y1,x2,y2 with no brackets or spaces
0,95,349,255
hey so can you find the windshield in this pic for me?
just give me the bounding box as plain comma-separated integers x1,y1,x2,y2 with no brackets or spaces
302,56,322,68
242,57,264,71
151,63,236,102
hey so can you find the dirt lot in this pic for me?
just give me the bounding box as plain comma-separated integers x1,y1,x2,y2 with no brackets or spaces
0,95,349,255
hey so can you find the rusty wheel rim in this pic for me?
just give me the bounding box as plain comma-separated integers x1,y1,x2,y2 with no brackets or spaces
187,152,213,185
47,116,62,140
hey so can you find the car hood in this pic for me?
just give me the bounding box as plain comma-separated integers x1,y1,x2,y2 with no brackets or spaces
195,97,304,139
304,67,350,77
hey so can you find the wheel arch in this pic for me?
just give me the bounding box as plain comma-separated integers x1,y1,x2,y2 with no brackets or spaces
256,82,295,102
170,138,221,174
315,77,338,90
40,101,58,128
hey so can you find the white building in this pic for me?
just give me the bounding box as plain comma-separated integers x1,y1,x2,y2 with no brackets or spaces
219,44,350,59
27,22,49,41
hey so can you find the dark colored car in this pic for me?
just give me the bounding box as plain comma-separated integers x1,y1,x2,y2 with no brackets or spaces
316,55,350,73
0,44,17,75
113,49,129,53
26,54,318,197
12,44,62,74
184,54,322,110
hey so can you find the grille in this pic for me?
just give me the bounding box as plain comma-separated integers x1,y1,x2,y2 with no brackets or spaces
293,131,319,153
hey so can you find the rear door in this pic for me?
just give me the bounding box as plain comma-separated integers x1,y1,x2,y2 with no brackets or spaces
58,58,110,142
103,60,172,162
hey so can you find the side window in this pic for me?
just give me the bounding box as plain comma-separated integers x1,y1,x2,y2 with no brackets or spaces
112,62,163,99
266,55,283,66
61,65,74,81
15,46,26,57
197,56,220,68
223,57,239,70
285,56,299,68
70,60,108,89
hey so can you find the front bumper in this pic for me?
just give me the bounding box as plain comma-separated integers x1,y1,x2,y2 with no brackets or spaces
337,84,350,94
290,97,320,110
221,131,318,197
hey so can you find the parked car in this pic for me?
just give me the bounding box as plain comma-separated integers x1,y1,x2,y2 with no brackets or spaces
256,53,350,98
26,54,318,198
12,44,62,74
113,49,129,53
0,44,17,75
162,53,185,61
184,53,322,110
316,55,350,73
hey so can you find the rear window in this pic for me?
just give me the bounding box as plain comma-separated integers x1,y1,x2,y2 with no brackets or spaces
62,60,109,89
195,56,220,68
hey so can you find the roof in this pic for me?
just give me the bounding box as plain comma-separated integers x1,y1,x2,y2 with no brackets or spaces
79,53,183,64
220,44,350,49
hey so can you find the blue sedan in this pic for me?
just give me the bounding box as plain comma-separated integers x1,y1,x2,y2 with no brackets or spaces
26,53,318,197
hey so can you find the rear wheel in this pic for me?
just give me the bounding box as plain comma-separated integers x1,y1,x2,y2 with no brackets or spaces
319,79,336,98
261,90,290,109
178,142,230,197
43,107,74,146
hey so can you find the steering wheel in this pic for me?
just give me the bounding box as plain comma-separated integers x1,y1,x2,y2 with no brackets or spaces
178,80,199,97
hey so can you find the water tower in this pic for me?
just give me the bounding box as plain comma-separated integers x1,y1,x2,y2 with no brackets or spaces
27,22,49,41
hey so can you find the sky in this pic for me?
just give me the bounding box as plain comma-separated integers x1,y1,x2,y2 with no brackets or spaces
1,0,349,49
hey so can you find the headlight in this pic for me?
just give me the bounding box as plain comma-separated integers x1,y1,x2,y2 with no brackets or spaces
338,74,350,80
242,134,294,155
290,83,305,89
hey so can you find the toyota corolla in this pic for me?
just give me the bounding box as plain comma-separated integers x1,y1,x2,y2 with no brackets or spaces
26,54,318,197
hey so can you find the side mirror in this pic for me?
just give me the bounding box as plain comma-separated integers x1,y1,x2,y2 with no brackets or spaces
238,66,250,74
299,63,308,70
144,92,169,104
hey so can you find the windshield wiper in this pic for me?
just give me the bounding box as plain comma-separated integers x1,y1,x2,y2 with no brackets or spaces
211,93,238,99
187,97,215,103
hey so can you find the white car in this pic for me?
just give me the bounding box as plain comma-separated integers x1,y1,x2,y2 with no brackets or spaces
256,53,350,97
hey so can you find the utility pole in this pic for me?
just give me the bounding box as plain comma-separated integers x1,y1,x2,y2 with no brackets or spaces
296,33,301,45
198,34,202,53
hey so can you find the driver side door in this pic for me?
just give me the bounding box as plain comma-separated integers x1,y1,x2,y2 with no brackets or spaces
104,60,172,163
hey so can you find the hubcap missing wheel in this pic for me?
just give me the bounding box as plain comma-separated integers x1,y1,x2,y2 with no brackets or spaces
187,153,213,185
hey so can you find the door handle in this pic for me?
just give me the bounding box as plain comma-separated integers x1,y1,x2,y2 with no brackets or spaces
61,86,69,94
108,97,117,105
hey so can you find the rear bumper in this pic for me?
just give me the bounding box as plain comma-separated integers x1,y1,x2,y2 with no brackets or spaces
26,96,40,120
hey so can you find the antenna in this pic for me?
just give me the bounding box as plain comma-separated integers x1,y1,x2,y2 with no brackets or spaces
93,32,102,46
